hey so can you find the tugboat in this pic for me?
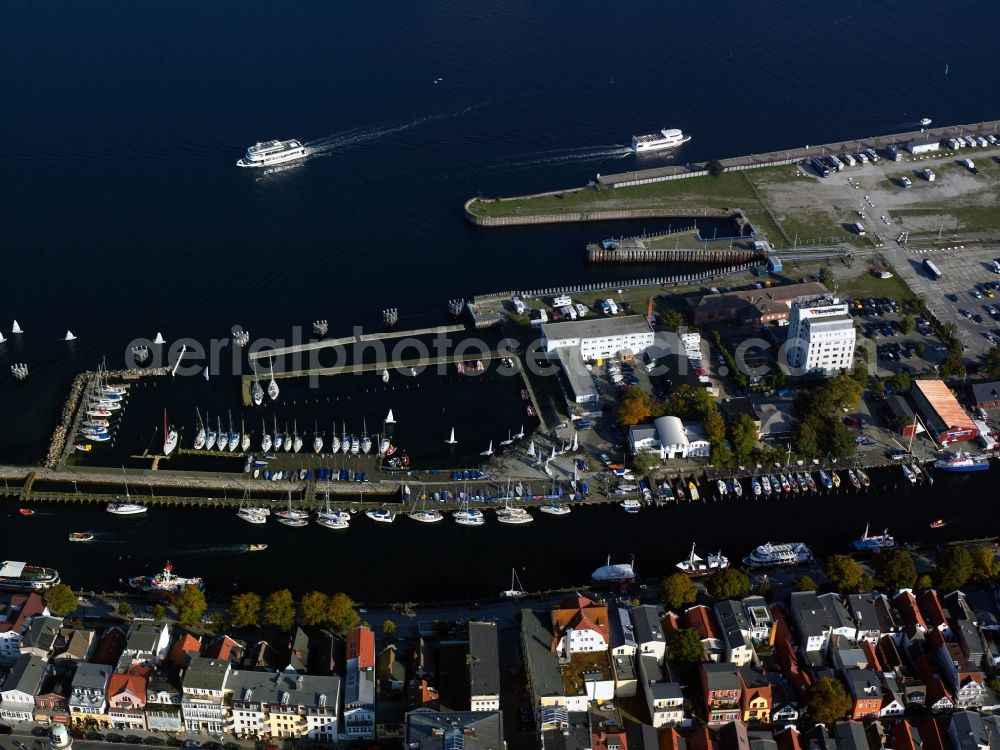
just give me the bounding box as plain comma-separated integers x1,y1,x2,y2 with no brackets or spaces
128,561,203,592
851,523,896,551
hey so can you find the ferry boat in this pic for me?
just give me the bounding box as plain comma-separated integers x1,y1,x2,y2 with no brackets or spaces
68,531,94,542
0,561,60,592
935,452,991,472
128,561,202,592
676,544,729,575
742,542,813,568
107,502,148,515
630,128,691,154
851,523,895,551
236,139,308,168
591,555,635,585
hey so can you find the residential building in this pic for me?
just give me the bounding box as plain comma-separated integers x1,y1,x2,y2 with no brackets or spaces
225,669,340,743
609,607,637,657
19,616,64,661
168,633,203,668
630,606,666,665
684,605,722,662
893,590,928,640
738,668,772,723
181,657,230,734
107,672,147,730
0,653,49,722
845,668,882,719
540,708,591,750
818,594,856,640
541,315,655,362
833,721,870,750
520,609,565,712
701,663,742,725
742,596,773,642
846,594,897,643
688,282,829,326
344,656,375,739
551,596,610,659
911,379,978,445
52,627,96,667
715,600,756,667
638,654,683,728
118,622,170,671
786,295,855,376
468,621,501,712
0,593,49,665
789,592,832,653
970,381,1000,410
947,711,990,750
145,670,183,732
404,710,503,750
69,662,112,728
918,590,951,638
33,671,71,725
92,626,127,667
611,653,637,698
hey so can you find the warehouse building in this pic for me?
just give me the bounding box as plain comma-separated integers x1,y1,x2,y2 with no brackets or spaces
907,138,941,155
911,379,978,445
541,315,654,361
688,282,828,326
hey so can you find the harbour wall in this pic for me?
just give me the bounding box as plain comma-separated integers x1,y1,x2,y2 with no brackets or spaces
463,198,731,227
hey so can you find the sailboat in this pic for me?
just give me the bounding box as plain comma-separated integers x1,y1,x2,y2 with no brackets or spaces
240,420,250,452
313,420,323,454
261,419,272,452
193,408,207,451
205,413,217,451
361,420,372,454
275,491,309,527
499,430,514,447
292,420,303,453
162,409,178,456
316,491,350,530
341,422,351,454
513,424,525,440
216,416,229,451
408,488,444,523
366,505,396,523
382,368,390,383
480,440,494,457
350,432,360,455
445,427,457,445
267,362,279,401
65,330,76,341
454,494,485,526
107,467,147,515
500,568,527,598
283,423,293,452
329,421,340,454
11,320,23,334
386,409,396,424
526,441,535,458
237,491,267,525
496,497,533,525
273,417,283,451
228,411,239,452
251,362,264,406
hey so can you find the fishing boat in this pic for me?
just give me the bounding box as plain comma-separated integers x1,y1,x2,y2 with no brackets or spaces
751,476,762,497
365,507,396,524
676,543,730,575
622,498,641,513
161,409,178,456
743,542,813,568
688,480,700,502
216,416,228,452
902,464,917,484
930,519,946,529
19,508,34,517
68,531,94,542
193,408,207,451
830,470,841,488
128,561,202,592
267,362,279,401
361,420,372,454
851,523,895,551
500,568,527,599
847,469,861,490
819,470,833,490
538,503,571,515
934,452,991,472
858,469,871,487
0,561,61,592
591,555,635,585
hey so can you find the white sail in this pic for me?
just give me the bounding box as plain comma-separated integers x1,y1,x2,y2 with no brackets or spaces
571,432,578,451
11,321,23,334
65,330,77,341
445,427,457,445
386,409,396,424
0,331,6,343
153,332,165,344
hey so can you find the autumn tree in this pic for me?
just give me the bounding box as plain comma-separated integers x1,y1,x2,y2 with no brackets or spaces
616,387,665,426
728,414,758,466
326,592,361,634
660,573,698,610
382,619,397,636
263,589,297,631
970,547,998,584
874,549,917,591
229,592,262,629
45,584,78,617
668,628,704,667
935,546,974,591
806,676,852,724
300,591,330,628
706,568,750,600
793,575,818,592
175,585,207,628
823,555,865,592
118,600,133,619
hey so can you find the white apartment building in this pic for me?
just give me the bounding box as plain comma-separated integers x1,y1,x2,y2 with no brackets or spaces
786,296,856,376
542,315,655,362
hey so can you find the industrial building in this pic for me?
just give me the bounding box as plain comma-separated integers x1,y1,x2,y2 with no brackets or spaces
911,379,978,445
541,315,654,362
907,138,941,155
552,347,599,404
785,296,856,376
688,282,828,326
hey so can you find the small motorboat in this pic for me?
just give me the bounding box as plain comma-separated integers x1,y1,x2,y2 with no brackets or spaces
246,543,268,552
930,519,946,529
19,508,34,517
69,531,95,542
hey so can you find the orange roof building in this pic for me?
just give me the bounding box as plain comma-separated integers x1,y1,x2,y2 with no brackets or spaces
911,380,978,444
347,625,376,669
551,596,609,657
168,633,202,667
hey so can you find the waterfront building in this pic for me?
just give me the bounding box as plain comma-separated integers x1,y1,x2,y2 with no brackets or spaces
551,596,610,659
225,669,340,743
168,633,203,668
0,653,49,722
714,600,756,667
638,654,683,728
145,671,183,732
785,295,855,376
630,605,666,666
911,379,978,445
52,627,96,668
0,593,49,665
344,658,375,740
33,671,71,725
404,709,503,750
69,662,112,728
684,605,723,662
541,315,654,362
107,672,147,730
19,616,64,661
468,621,501,712
688,282,828,326
907,138,941,155
118,622,171,671
628,416,710,460
609,607,637,658
181,657,230,734
520,609,566,712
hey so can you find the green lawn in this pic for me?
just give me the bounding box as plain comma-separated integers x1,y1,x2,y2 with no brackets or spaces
833,267,917,302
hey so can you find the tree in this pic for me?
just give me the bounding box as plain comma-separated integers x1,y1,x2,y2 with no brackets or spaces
616,387,665,427
631,449,661,476
889,371,912,393
729,414,758,465
45,584,78,617
300,591,330,628
939,350,966,380
793,575,818,592
706,568,751,600
660,573,698,610
118,600,133,619
264,589,297,631
207,612,226,633
706,160,724,178
823,555,866,592
806,676,852,724
819,267,836,289
667,384,718,420
382,619,397,636
970,547,998,584
668,628,704,666
899,314,915,335
826,420,858,460
934,546,974,591
702,410,726,445
175,585,207,628
229,592,262,629
874,549,917,591
326,592,361,634
660,309,686,329
792,418,821,458
916,573,933,589
152,604,167,620
870,379,886,399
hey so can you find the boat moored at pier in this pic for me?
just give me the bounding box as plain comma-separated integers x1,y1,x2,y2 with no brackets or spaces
0,561,60,591
935,452,991,472
128,561,202,593
742,542,813,568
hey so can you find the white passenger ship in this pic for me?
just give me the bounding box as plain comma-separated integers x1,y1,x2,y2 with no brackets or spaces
236,139,308,168
742,541,813,568
630,128,691,154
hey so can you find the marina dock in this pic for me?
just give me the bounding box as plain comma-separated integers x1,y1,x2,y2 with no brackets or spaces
246,324,466,363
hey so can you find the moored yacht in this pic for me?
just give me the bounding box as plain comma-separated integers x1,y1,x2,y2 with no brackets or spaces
237,139,308,168
538,503,571,515
107,502,147,515
366,507,396,524
591,555,635,584
496,505,533,525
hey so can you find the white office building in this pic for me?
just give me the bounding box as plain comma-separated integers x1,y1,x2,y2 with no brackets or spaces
542,315,654,362
786,296,856,376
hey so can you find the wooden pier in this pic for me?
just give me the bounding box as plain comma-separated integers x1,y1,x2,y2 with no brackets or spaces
586,244,761,264
247,324,466,363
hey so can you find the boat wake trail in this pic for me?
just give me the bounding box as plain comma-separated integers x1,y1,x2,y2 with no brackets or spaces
494,145,632,171
174,544,252,555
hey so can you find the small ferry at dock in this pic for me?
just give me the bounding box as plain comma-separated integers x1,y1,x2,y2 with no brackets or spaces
128,561,203,593
743,542,813,568
935,452,991,472
237,139,308,168
0,561,60,592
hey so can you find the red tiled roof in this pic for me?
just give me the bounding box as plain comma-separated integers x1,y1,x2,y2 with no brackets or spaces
0,592,46,634
347,626,375,669
92,626,127,666
917,717,946,750
684,605,719,640
659,727,685,750
913,380,976,433
108,672,147,706
860,640,883,672
776,727,803,750
204,635,239,661
918,590,948,629
686,727,715,750
891,721,919,750
661,612,681,636
169,633,202,666
893,591,927,634
551,596,609,648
